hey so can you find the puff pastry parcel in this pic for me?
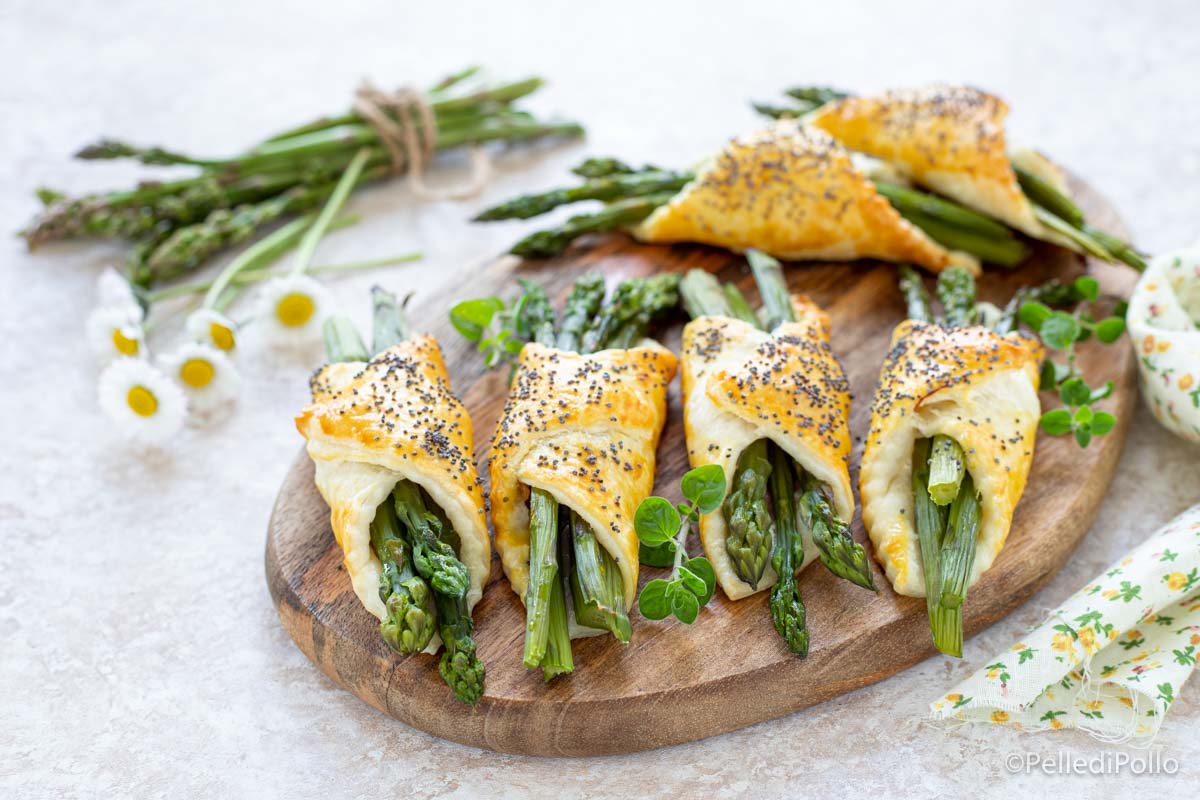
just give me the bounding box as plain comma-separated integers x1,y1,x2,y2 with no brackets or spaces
490,340,678,625
808,86,1047,238
681,296,854,599
634,120,962,273
295,336,491,646
859,320,1044,597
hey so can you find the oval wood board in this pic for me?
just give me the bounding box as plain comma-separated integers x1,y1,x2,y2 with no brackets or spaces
266,174,1137,756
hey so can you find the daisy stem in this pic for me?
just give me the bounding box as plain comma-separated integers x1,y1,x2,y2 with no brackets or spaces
201,215,315,309
147,249,421,304
291,148,372,276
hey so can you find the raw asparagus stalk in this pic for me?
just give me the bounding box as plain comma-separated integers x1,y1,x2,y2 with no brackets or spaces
371,286,412,354
474,171,692,221
798,471,876,591
434,591,486,705
1013,166,1084,227
931,472,981,657
1033,206,1115,260
581,273,681,353
723,439,775,589
322,315,370,363
935,267,979,326
898,265,935,323
912,438,947,643
722,283,760,326
371,498,437,654
392,481,471,598
874,182,1013,239
570,157,638,178
515,278,557,345
767,443,809,656
927,435,967,506
523,488,560,668
680,269,733,319
568,511,632,642
746,249,792,330
510,193,676,259
555,273,606,351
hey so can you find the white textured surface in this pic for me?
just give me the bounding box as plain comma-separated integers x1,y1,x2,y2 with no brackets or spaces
2,1,1199,797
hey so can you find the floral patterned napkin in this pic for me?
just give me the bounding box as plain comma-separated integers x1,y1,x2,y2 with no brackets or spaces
1127,247,1200,443
930,503,1200,743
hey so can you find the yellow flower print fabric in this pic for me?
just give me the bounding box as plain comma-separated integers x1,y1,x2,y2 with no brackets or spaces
1127,247,1200,443
931,504,1200,743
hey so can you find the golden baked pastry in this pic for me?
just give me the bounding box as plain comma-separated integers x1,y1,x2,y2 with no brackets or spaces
490,340,678,621
634,120,961,273
681,296,854,599
809,86,1045,237
859,320,1044,596
295,336,490,643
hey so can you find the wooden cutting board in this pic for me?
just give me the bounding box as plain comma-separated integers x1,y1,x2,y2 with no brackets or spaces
265,174,1137,756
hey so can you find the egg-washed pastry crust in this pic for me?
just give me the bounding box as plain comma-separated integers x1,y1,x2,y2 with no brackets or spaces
634,120,959,273
859,321,1044,597
681,296,854,599
809,86,1046,238
489,341,677,613
295,336,491,637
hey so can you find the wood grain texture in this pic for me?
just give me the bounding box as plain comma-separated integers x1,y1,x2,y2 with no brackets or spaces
265,175,1136,756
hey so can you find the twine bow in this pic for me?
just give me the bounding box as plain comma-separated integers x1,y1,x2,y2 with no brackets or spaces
353,82,490,201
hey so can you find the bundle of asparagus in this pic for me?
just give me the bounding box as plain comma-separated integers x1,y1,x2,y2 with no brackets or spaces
453,272,680,679
679,252,874,655
756,85,1145,271
315,289,486,704
23,67,584,288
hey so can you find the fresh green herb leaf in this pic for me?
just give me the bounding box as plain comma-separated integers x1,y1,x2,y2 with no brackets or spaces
1089,381,1115,403
1058,377,1091,407
677,564,707,597
1040,312,1082,349
638,540,677,568
1095,317,1126,343
670,586,700,624
638,579,672,620
681,464,726,514
633,496,680,545
449,297,503,341
1040,409,1073,435
1074,427,1093,448
1091,412,1116,435
1019,301,1053,330
685,557,717,605
1073,275,1100,302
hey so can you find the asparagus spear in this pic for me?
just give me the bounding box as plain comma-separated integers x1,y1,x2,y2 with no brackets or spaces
475,171,692,221
931,472,981,657
784,86,848,105
911,438,947,641
570,157,638,178
723,439,775,589
898,265,935,323
722,283,760,326
679,269,733,319
1013,166,1084,228
582,273,681,352
798,471,876,591
898,208,1031,267
540,569,575,681
927,435,966,506
392,481,471,599
371,499,438,654
371,286,412,353
510,193,676,258
523,488,561,669
768,443,809,656
322,315,370,363
935,267,979,326
567,512,632,642
555,273,606,351
747,248,792,330
514,278,557,345
874,182,1013,239
434,591,486,705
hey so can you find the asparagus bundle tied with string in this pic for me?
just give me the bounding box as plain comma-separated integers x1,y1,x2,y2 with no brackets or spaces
679,250,874,656
296,287,491,704
452,272,680,680
23,67,584,288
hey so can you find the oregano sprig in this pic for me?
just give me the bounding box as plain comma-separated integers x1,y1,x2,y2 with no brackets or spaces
1018,275,1124,447
634,465,724,625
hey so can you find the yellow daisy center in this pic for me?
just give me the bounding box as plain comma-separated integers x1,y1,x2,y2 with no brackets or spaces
179,357,216,389
126,385,158,417
209,321,236,351
112,327,140,356
276,292,315,328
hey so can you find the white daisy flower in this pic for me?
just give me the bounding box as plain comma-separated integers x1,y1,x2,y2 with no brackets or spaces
96,267,144,319
253,274,332,348
186,308,239,353
86,305,147,363
161,342,240,415
97,358,187,445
